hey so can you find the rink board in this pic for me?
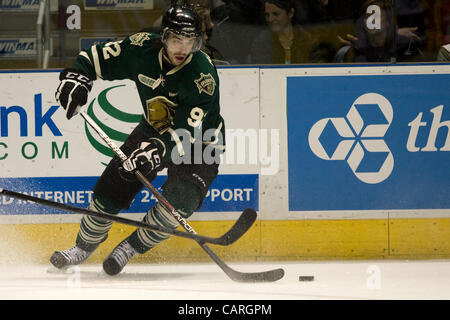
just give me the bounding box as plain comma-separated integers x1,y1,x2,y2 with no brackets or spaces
1,218,450,264
0,65,449,262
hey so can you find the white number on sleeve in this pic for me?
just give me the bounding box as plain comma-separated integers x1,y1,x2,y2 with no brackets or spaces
102,41,122,60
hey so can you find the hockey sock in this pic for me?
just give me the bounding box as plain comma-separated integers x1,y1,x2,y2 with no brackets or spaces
76,196,120,252
127,201,180,254
126,180,202,254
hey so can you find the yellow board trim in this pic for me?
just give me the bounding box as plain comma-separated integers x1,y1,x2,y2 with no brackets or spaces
0,218,449,265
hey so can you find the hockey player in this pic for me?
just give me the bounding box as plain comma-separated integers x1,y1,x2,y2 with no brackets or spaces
51,3,225,276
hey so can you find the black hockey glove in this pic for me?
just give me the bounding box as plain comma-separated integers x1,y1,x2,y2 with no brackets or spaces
55,68,93,120
122,138,165,176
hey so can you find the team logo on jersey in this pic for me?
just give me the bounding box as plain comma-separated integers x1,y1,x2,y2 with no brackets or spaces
129,32,151,46
145,96,178,134
138,74,164,90
194,73,216,96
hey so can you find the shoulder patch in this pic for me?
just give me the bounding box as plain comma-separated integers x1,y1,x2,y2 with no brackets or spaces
129,32,151,46
194,73,216,96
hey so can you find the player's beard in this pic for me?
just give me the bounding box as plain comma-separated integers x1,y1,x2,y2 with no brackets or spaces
163,48,188,66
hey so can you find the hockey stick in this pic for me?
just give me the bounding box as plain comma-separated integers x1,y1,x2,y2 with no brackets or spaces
0,188,255,246
80,111,285,282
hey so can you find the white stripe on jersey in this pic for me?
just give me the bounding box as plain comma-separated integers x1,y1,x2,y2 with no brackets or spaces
79,51,92,64
167,127,185,157
91,45,102,79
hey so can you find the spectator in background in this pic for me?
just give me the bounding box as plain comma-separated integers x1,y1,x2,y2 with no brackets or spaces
353,0,397,62
188,0,215,37
189,0,229,64
395,0,425,37
336,0,424,63
394,0,426,61
249,0,320,64
208,0,263,64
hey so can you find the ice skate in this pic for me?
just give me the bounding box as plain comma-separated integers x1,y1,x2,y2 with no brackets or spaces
50,246,94,269
103,240,138,276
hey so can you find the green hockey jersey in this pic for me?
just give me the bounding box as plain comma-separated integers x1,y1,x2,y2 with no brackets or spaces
73,32,225,163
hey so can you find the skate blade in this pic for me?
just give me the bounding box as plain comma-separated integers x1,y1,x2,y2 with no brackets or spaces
46,265,78,274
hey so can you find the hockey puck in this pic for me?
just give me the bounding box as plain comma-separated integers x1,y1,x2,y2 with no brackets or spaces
299,275,314,281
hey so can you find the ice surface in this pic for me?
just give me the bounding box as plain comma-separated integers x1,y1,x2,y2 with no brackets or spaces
0,260,449,300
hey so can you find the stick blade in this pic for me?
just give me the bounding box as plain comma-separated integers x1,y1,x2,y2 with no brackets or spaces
218,208,257,245
230,268,285,283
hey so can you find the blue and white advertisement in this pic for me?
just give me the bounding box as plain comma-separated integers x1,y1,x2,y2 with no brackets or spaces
0,0,57,11
287,72,450,211
0,38,37,57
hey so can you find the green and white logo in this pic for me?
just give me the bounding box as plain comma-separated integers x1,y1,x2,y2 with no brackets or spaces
84,85,141,165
